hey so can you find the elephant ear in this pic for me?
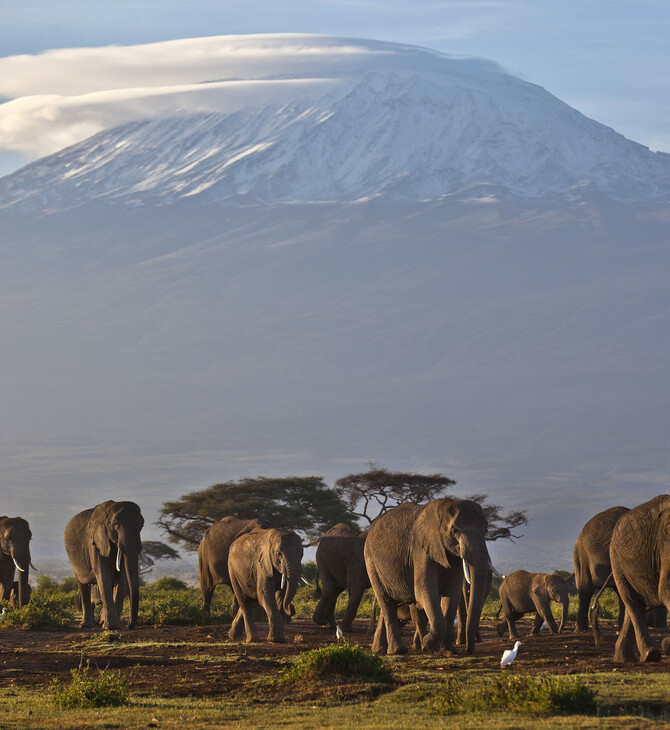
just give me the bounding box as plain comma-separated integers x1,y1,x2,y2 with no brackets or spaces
532,578,549,600
90,502,114,557
259,537,274,577
414,500,452,568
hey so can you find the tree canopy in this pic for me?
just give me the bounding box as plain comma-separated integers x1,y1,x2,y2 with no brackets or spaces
334,464,526,542
139,540,181,576
157,476,355,551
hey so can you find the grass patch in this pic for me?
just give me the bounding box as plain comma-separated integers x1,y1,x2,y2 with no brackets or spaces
434,672,597,716
51,660,129,709
0,593,74,629
280,643,393,684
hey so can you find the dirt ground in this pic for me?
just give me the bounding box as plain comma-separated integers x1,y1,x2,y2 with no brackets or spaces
1,618,669,699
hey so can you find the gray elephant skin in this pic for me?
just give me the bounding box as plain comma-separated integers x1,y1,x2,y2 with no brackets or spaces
573,505,628,631
64,500,144,630
497,570,569,639
0,516,33,608
228,527,303,642
364,498,491,655
607,494,670,663
312,523,370,632
198,516,270,614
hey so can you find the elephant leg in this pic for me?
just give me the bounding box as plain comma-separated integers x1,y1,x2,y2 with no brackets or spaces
228,608,246,641
201,586,215,615
113,581,126,622
368,569,405,655
455,591,467,645
441,593,459,652
411,605,428,650
613,610,638,663
259,585,284,643
313,583,340,628
531,594,558,634
342,580,366,632
506,610,523,640
575,583,592,632
615,579,660,663
239,597,260,643
531,612,544,635
77,582,95,628
416,570,451,653
372,612,388,654
616,593,626,629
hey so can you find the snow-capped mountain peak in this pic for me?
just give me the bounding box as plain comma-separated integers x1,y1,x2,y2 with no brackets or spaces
1,35,669,207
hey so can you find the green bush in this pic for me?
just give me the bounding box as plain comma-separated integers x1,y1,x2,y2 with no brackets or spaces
34,575,78,595
52,661,129,708
0,593,74,629
280,644,393,684
150,577,189,591
434,673,597,716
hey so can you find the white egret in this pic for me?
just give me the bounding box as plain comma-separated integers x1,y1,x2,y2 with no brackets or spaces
336,625,344,643
500,640,522,668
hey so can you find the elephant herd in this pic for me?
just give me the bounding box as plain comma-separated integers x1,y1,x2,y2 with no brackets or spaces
311,494,670,663
1,493,669,664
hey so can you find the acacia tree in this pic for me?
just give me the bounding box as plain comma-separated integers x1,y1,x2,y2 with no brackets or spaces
334,464,526,541
139,541,181,577
157,475,355,551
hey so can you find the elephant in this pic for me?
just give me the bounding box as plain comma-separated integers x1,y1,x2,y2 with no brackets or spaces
364,498,492,655
64,500,144,630
0,516,34,609
602,494,670,663
198,516,271,614
496,570,570,639
312,523,370,632
573,505,629,631
227,526,303,642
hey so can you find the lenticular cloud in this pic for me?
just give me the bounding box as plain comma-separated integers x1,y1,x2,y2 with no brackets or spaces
0,34,456,158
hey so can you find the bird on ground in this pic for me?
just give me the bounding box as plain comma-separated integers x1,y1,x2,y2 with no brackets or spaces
540,621,549,631
500,641,522,668
336,625,344,643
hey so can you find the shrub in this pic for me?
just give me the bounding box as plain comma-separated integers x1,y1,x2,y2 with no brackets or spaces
434,673,597,716
0,593,74,629
139,590,206,626
150,577,189,591
280,644,393,684
34,575,78,595
52,661,129,708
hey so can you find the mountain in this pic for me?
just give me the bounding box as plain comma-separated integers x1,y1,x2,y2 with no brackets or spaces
0,35,668,572
1,35,669,208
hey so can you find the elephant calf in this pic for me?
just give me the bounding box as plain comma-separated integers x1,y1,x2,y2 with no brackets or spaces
228,527,303,643
497,570,570,639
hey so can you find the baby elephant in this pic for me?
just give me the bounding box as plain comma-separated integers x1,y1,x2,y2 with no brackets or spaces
497,570,570,639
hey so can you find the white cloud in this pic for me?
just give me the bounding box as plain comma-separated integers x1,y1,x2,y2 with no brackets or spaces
0,34,427,159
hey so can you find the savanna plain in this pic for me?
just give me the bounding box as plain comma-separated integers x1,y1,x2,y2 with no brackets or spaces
1,581,669,729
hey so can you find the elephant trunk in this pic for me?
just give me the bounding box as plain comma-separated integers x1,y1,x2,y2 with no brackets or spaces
124,551,140,629
11,548,31,608
282,561,300,615
464,561,489,654
558,595,569,633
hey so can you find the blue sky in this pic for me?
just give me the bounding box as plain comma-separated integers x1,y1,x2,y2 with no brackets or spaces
0,0,668,180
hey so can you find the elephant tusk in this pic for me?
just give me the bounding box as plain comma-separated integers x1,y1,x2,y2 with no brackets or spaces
488,560,506,580
462,559,471,585
116,549,123,572
12,557,26,573
281,572,286,590
29,562,38,573
300,576,313,588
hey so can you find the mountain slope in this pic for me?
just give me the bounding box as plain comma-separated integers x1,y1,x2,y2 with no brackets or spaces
1,35,669,207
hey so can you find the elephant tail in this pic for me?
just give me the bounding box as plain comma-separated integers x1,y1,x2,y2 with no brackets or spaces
366,596,378,636
495,602,502,619
590,574,612,650
313,573,322,600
